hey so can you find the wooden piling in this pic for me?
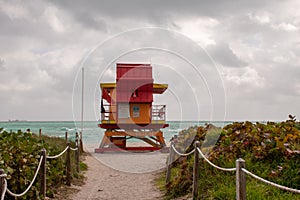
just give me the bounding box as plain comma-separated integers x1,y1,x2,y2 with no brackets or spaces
236,158,246,200
166,142,174,184
40,149,46,199
66,142,71,186
192,141,200,199
75,138,80,173
65,131,68,142
79,132,83,153
0,169,5,198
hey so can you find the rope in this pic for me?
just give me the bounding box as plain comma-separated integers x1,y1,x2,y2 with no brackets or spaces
197,147,236,172
1,179,7,200
70,147,78,151
47,146,69,159
242,168,300,194
171,144,195,156
6,155,44,197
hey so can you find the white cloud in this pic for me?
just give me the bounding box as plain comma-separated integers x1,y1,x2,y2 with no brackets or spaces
223,67,265,87
102,68,114,79
0,1,30,20
43,6,66,33
272,22,299,31
177,17,219,46
248,11,271,24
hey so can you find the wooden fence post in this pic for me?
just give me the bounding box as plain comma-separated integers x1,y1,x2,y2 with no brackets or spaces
166,142,174,184
192,141,200,200
39,128,42,138
76,132,80,156
66,142,71,186
65,131,68,142
75,132,79,140
79,132,83,153
40,149,46,199
75,138,80,173
0,169,5,198
236,158,246,200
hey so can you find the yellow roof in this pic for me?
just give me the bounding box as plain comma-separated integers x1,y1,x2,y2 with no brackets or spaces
153,83,168,93
100,83,116,89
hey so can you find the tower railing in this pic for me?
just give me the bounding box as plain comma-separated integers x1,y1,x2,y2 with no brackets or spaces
151,105,166,123
100,104,166,124
101,104,117,124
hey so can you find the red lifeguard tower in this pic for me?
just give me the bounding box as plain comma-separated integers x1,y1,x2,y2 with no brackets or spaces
95,63,169,152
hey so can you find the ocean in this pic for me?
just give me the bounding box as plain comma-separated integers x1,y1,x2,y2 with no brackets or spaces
0,121,231,172
0,121,229,149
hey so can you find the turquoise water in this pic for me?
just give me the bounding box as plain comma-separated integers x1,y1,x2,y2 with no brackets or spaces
0,121,229,146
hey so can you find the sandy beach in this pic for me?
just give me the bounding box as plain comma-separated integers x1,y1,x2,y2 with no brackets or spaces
69,145,169,200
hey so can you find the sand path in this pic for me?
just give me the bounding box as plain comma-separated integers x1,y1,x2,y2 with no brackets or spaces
69,151,166,200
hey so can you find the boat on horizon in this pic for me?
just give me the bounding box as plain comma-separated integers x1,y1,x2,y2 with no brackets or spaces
8,119,27,122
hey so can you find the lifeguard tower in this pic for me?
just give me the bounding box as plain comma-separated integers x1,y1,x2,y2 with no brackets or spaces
95,63,169,152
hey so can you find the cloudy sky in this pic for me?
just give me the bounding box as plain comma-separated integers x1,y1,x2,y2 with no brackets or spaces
0,0,300,122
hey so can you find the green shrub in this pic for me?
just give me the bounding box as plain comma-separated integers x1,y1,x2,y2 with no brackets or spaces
164,116,300,199
0,129,81,200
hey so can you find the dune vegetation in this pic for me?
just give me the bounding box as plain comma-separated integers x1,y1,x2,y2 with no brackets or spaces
0,129,86,200
159,115,300,199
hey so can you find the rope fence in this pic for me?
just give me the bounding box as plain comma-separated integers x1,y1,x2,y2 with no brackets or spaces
0,173,7,200
47,146,70,159
171,144,195,157
0,179,6,200
70,147,79,151
0,132,81,200
196,147,236,172
6,156,44,198
47,146,69,159
166,140,300,200
241,168,300,194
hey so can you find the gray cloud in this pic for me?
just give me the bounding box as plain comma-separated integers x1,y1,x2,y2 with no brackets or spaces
0,58,5,70
207,42,247,67
49,0,271,20
0,0,299,121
